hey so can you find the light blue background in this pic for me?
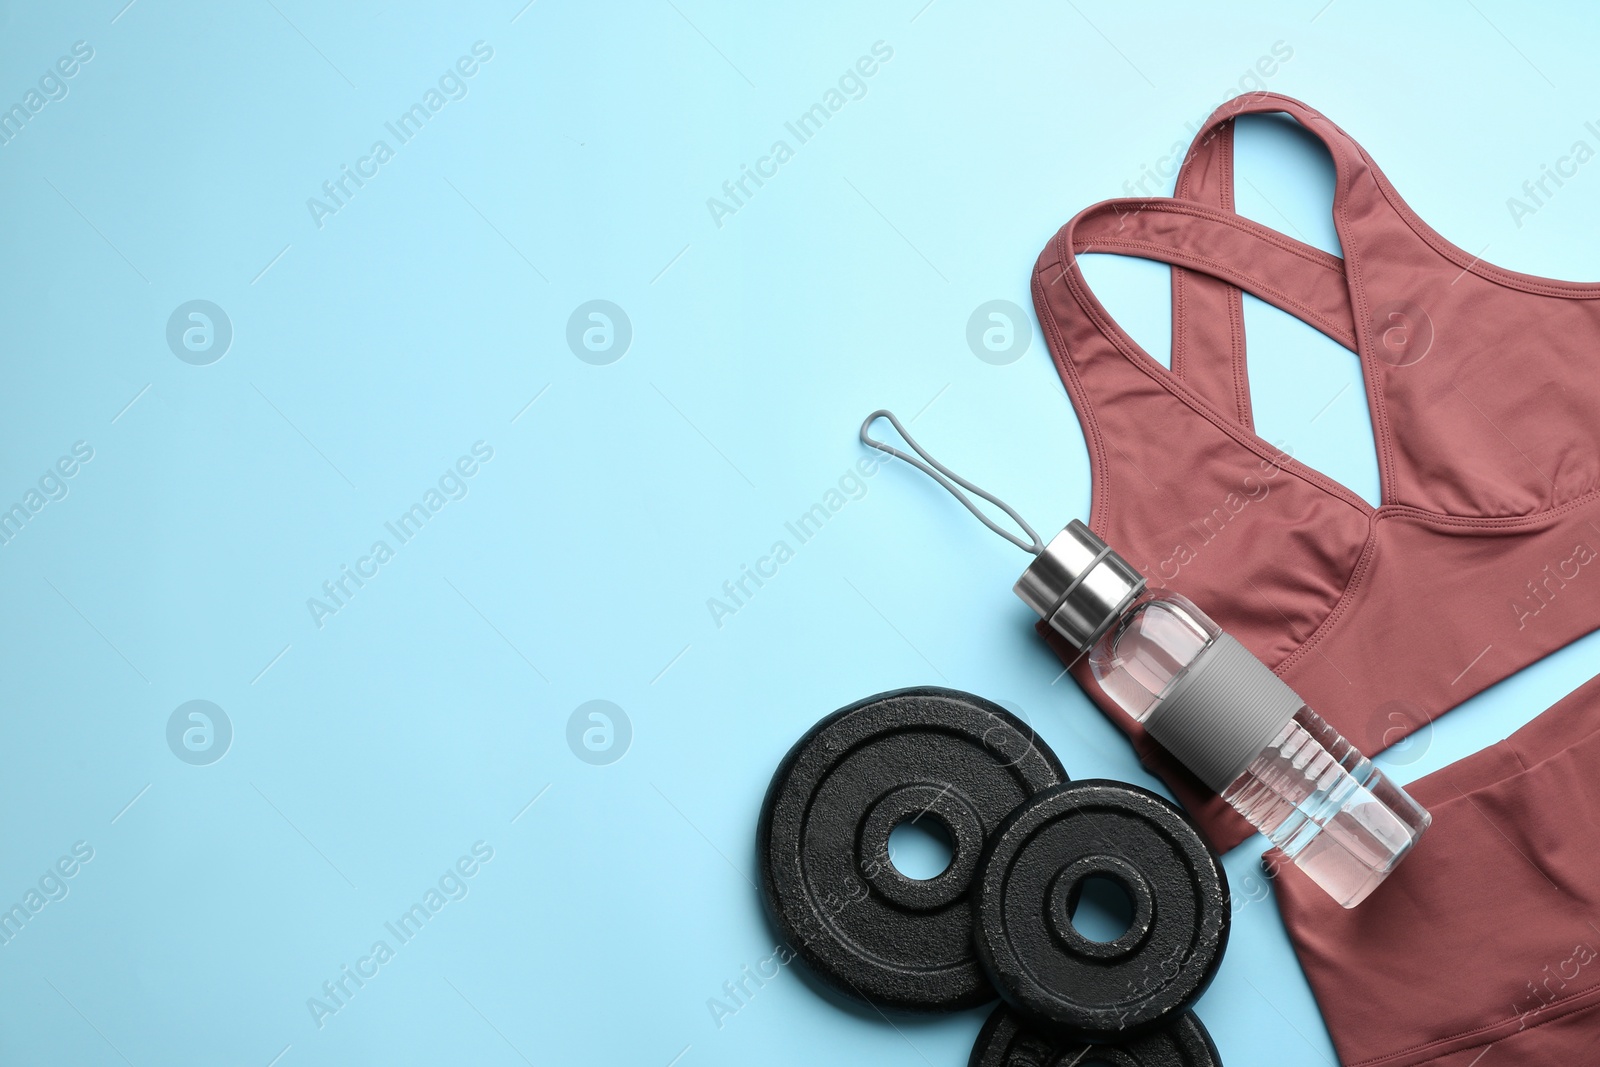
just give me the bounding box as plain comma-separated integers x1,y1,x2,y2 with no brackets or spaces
2,1,1598,1064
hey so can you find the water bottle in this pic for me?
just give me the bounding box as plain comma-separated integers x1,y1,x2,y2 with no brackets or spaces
1016,521,1431,908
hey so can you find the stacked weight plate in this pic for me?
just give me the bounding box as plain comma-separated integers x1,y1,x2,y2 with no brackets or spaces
970,1003,1223,1067
757,687,1230,1064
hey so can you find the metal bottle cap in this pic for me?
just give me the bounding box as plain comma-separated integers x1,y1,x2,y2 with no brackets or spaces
1013,520,1146,651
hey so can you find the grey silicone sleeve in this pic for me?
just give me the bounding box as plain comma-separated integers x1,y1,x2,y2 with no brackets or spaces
1141,633,1304,794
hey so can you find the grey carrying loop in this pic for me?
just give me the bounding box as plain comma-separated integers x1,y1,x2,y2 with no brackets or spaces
860,410,1044,556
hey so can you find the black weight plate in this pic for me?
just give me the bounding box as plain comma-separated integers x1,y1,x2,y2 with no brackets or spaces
758,687,1068,1012
969,1003,1222,1067
974,781,1229,1040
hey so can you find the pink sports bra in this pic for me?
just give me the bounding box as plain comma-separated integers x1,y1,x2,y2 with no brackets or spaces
1032,92,1600,850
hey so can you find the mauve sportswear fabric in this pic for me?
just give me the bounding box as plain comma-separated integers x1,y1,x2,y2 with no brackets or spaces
1271,671,1600,1065
1031,92,1600,1065
1030,93,1600,852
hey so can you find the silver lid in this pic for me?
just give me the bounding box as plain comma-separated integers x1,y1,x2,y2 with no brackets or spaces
1013,520,1146,651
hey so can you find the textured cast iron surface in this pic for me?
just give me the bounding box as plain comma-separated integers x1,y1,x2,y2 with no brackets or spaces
968,1002,1223,1067
974,780,1230,1040
757,687,1068,1012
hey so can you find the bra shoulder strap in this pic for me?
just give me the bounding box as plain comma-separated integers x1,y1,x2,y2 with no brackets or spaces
1167,94,1390,430
1171,116,1251,424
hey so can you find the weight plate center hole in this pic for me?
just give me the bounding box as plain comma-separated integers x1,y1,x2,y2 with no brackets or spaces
1068,874,1136,944
888,816,955,881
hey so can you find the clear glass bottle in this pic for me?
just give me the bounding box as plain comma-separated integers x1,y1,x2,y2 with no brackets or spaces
1016,521,1430,909
1089,590,1430,907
